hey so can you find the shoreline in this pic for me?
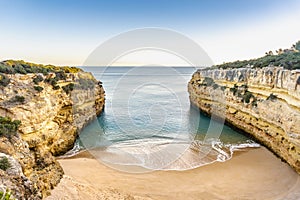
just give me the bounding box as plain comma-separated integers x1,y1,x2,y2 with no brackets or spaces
47,147,300,200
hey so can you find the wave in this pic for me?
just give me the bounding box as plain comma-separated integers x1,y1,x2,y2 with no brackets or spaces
61,138,260,171
58,141,85,159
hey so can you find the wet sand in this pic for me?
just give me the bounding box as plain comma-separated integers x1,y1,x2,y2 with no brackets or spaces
47,147,300,200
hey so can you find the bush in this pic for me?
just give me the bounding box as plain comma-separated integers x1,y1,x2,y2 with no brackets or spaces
55,71,67,81
0,63,14,74
242,91,254,103
33,75,44,84
44,77,57,86
34,86,43,92
212,83,219,89
252,100,258,107
10,95,25,104
0,189,14,200
213,41,300,70
0,116,21,136
203,77,214,86
62,83,75,94
267,93,278,101
44,77,60,89
52,85,60,90
230,84,238,95
0,60,82,75
0,157,11,171
0,74,10,87
13,64,26,74
220,86,226,91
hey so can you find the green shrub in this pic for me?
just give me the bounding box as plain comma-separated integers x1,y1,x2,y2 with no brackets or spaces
44,77,61,90
0,157,11,171
0,60,82,74
62,83,75,94
251,100,258,107
0,116,21,136
52,85,60,90
212,83,219,89
242,91,254,103
10,95,25,104
267,93,278,101
230,84,238,95
33,75,44,84
241,84,248,89
0,64,14,74
220,86,226,91
44,77,57,86
213,41,300,70
0,189,14,200
203,77,214,86
0,74,10,87
44,71,67,89
55,71,67,81
34,86,43,92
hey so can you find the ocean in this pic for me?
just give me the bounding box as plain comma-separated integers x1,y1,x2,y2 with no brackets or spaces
67,67,259,172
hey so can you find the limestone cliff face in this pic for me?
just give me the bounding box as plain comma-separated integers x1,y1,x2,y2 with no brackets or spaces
188,66,300,174
0,71,105,199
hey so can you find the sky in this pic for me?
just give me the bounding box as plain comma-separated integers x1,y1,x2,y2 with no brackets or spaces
0,0,300,66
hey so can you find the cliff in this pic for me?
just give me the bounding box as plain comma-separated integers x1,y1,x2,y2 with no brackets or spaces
0,61,105,199
188,66,300,174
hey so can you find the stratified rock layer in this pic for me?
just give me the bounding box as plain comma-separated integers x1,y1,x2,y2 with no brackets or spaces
0,71,105,199
188,66,300,174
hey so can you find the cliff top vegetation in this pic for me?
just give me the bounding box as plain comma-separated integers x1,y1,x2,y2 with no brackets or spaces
0,60,82,74
212,41,300,70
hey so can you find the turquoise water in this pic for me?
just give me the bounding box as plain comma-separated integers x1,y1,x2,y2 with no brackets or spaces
68,67,259,171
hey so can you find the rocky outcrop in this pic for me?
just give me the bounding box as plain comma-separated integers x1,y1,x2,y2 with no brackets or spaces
188,66,300,174
0,71,105,199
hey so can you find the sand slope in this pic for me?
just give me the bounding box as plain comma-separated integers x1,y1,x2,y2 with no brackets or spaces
47,147,300,200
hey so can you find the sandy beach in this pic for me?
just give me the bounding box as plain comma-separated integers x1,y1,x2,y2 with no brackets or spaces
46,147,300,200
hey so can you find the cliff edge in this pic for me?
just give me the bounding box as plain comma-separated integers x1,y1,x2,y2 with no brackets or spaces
0,60,105,199
188,66,300,174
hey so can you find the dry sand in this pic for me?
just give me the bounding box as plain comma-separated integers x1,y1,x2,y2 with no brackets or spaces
47,147,300,200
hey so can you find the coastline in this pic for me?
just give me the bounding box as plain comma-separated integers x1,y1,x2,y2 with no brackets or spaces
47,147,300,200
188,67,300,174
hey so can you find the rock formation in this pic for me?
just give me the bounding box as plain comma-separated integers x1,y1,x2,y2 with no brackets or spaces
0,68,105,199
188,66,300,174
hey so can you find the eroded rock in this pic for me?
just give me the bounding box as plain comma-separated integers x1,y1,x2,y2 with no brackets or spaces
188,66,300,174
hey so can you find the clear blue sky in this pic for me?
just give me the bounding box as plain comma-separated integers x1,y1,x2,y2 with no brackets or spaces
1,0,300,66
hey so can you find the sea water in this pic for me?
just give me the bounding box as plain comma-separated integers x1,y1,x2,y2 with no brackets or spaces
66,67,259,171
